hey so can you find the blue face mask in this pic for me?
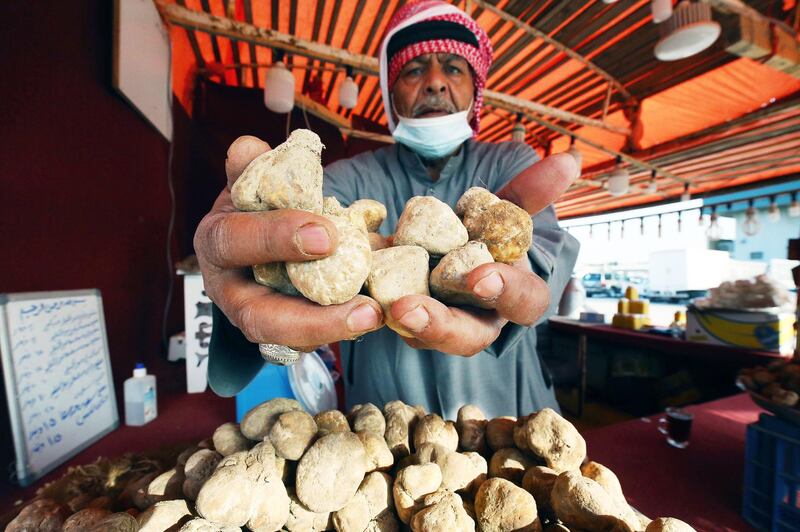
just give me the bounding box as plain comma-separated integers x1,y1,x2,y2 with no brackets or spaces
392,101,474,160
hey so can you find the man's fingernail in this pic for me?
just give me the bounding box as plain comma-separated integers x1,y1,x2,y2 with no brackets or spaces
297,224,332,254
347,303,380,332
473,271,504,298
398,305,430,332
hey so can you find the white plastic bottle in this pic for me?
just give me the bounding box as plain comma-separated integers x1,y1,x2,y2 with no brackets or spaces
124,362,157,426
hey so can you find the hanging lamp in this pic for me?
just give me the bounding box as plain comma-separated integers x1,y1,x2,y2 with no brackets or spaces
339,66,359,110
743,199,761,236
511,113,526,143
789,192,800,218
654,1,720,61
706,206,721,240
681,183,691,202
767,196,781,222
651,0,673,24
264,51,295,114
566,135,582,170
606,156,630,197
644,170,658,194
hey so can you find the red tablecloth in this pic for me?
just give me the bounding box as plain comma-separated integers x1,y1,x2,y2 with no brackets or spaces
0,390,234,515
585,393,764,532
2,390,765,531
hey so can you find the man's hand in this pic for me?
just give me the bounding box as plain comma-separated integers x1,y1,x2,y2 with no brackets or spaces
389,152,580,356
194,136,384,349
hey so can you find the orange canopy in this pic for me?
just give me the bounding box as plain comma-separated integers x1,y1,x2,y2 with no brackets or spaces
162,0,800,217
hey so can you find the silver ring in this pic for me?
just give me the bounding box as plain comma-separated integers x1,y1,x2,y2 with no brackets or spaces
258,343,301,365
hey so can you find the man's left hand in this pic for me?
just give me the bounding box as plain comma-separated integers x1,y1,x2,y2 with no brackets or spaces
389,151,580,356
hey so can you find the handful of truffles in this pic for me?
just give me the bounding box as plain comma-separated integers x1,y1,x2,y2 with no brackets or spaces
230,129,534,339
8,398,696,532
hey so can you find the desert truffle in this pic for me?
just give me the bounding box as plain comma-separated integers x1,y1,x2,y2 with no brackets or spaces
430,242,495,308
475,477,540,532
296,431,368,513
287,214,372,306
366,246,431,336
525,408,586,473
393,196,469,256
231,128,324,213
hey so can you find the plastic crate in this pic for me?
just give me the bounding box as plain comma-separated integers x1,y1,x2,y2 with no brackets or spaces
743,413,800,531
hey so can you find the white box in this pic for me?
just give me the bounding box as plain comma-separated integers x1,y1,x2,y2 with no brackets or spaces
686,306,796,355
182,273,212,393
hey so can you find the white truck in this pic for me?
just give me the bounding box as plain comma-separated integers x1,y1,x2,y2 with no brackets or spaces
645,249,732,301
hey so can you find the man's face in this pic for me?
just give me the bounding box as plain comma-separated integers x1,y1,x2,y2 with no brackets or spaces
391,53,475,122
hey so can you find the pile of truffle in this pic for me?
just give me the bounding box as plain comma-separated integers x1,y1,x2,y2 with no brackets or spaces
694,274,794,311
739,360,800,409
7,398,697,531
231,129,535,337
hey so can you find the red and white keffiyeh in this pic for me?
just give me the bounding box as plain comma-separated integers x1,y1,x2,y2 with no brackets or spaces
379,0,493,135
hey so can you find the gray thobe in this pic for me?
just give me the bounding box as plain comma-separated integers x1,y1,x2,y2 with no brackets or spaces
208,138,579,420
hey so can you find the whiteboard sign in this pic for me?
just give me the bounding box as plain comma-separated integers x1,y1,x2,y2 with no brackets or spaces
0,290,119,486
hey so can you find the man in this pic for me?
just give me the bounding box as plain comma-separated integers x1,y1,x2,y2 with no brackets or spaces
195,0,580,419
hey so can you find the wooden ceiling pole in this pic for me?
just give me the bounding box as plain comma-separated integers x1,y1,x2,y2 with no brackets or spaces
522,112,690,186
466,0,635,104
295,93,395,143
703,0,799,36
223,0,242,85
157,1,379,73
174,0,206,69
155,0,630,136
484,89,629,135
242,0,259,86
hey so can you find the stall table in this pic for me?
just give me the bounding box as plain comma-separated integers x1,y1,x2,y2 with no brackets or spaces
548,316,790,416
585,393,764,531
0,390,768,532
0,390,234,518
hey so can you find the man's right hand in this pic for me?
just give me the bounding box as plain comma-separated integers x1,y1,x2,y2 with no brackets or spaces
193,135,384,348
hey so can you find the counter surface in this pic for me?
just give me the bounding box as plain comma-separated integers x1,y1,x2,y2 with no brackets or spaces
585,393,763,531
1,389,764,531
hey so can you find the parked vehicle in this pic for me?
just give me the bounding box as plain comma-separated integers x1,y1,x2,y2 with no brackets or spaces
643,249,727,302
581,272,626,297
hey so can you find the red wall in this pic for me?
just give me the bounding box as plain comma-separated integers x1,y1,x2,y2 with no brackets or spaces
0,1,386,483
0,0,193,471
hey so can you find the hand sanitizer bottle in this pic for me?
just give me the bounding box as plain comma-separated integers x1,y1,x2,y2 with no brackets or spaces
124,362,157,426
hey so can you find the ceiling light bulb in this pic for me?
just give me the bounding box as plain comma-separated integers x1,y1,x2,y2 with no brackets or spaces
645,180,658,194
651,0,673,23
511,123,526,143
566,146,583,171
339,75,359,109
767,201,781,222
743,206,761,236
263,61,295,113
789,199,800,217
607,166,630,197
706,212,721,240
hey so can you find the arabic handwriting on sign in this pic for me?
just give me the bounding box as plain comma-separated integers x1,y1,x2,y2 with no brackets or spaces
9,296,116,465
18,298,87,320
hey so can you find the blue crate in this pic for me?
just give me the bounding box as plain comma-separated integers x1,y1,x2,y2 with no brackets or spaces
743,413,800,531
235,364,294,422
